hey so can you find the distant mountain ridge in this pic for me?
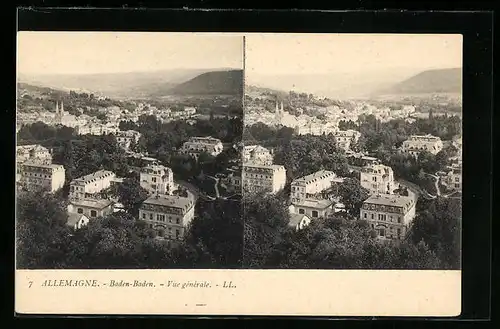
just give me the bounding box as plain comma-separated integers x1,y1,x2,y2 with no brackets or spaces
159,70,243,96
18,68,242,99
379,68,462,95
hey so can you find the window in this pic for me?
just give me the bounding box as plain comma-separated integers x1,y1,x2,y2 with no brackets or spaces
398,216,402,223
77,208,83,214
152,177,157,183
379,228,385,237
298,208,305,215
312,210,319,218
397,228,401,236
371,214,374,219
176,229,180,238
364,213,367,219
90,210,97,217
142,213,146,219
176,219,180,224
149,224,153,228
150,214,153,220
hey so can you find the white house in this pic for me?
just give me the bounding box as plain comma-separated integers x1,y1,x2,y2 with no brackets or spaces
66,213,90,230
288,213,311,231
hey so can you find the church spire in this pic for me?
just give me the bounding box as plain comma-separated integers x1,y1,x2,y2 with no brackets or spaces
55,101,59,114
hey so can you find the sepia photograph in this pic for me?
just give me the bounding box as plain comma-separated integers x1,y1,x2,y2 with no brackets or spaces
16,32,244,270
242,34,463,270
15,7,494,317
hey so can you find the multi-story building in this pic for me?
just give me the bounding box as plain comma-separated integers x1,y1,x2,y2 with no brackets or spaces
139,194,195,241
243,145,273,166
16,144,53,182
295,122,338,136
69,170,116,200
68,198,114,219
75,124,118,136
180,136,224,160
223,169,242,193
445,162,462,191
19,162,66,192
290,170,338,203
114,130,141,150
140,164,176,196
360,194,417,240
242,164,287,194
401,134,444,156
360,164,396,195
289,198,334,219
184,107,197,116
16,144,52,164
332,129,361,151
54,101,80,128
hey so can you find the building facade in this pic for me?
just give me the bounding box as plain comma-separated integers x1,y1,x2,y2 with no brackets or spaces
139,195,195,241
360,194,417,240
290,170,338,204
16,144,52,164
16,144,53,182
242,145,273,166
54,101,80,128
69,170,116,200
140,164,176,196
223,170,242,193
180,136,224,159
115,130,141,150
333,129,361,151
402,134,444,156
289,199,334,219
66,213,90,230
76,124,118,136
445,163,462,191
19,162,66,192
360,164,396,195
68,199,114,219
288,213,312,231
242,164,287,194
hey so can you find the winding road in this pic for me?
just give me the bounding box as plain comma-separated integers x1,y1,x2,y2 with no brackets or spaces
206,175,221,198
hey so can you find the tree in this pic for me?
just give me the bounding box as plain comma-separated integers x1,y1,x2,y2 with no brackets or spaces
66,211,175,269
185,198,243,268
337,178,370,218
116,177,149,217
410,197,461,269
243,192,291,268
16,190,72,269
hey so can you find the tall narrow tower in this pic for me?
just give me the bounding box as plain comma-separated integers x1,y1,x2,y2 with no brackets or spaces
275,100,284,126
60,100,64,113
55,101,62,124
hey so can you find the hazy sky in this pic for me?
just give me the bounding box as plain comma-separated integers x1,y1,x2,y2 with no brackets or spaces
245,33,463,79
17,32,244,75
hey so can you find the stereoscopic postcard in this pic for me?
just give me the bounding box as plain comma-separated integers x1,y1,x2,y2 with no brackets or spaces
16,31,463,316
